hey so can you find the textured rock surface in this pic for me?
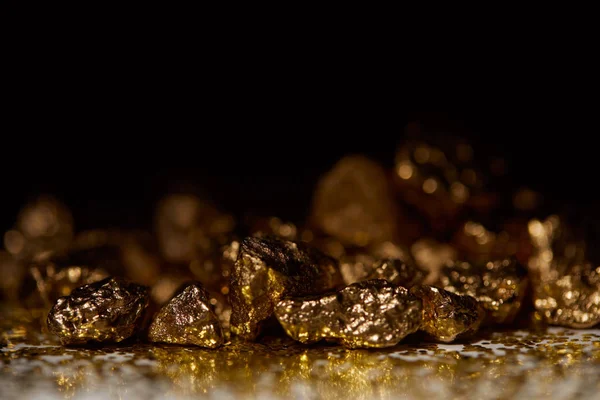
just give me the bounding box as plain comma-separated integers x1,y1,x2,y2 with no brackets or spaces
275,279,422,348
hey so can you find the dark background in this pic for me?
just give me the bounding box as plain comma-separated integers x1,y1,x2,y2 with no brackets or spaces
0,111,595,235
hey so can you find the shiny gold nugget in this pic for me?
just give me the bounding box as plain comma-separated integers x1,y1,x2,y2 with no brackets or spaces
440,258,528,325
275,279,422,349
148,282,223,348
230,237,343,340
410,285,483,342
47,277,149,345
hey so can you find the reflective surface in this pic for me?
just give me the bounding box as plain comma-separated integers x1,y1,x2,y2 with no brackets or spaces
2,318,599,399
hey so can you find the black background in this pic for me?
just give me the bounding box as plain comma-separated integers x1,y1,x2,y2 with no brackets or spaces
0,110,595,235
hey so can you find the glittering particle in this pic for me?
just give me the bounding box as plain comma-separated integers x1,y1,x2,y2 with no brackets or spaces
148,282,223,348
310,155,400,247
229,237,343,340
47,277,149,345
410,285,483,342
440,258,528,325
275,279,422,348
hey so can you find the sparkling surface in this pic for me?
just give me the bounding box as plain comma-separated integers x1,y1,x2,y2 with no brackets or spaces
1,326,599,399
148,282,223,348
275,279,422,348
229,237,343,340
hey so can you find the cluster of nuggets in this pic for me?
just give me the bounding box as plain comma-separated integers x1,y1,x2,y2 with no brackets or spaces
2,129,600,349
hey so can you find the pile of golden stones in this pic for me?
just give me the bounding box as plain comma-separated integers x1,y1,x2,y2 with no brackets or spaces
1,131,600,397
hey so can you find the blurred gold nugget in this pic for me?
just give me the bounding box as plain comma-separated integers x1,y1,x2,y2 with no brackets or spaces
452,220,526,265
47,277,149,345
528,216,600,328
310,155,400,247
27,264,109,307
275,279,422,348
0,251,26,302
340,255,425,287
394,137,500,232
155,194,235,264
411,238,457,284
148,282,224,348
5,195,74,261
410,285,483,342
527,215,587,282
229,236,343,340
248,216,298,241
440,258,528,325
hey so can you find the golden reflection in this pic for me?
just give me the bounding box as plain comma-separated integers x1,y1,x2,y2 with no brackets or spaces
2,329,598,399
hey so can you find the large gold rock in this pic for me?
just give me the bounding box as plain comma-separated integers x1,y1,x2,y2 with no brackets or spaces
148,282,224,348
310,155,399,247
440,258,528,325
410,285,483,342
47,277,149,345
229,237,342,340
275,279,422,348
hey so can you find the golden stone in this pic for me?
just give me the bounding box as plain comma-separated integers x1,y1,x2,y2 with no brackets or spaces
440,258,528,325
229,237,343,340
47,277,149,345
410,285,484,342
148,282,224,348
275,279,422,348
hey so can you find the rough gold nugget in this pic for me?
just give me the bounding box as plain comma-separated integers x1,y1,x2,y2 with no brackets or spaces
47,277,149,345
275,279,422,348
440,258,528,325
148,282,223,348
230,237,342,340
410,285,483,342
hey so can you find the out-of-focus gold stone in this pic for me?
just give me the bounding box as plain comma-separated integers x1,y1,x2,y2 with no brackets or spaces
394,136,500,232
47,277,149,345
0,251,26,302
7,195,74,261
340,256,425,287
148,282,224,348
453,220,529,265
411,239,457,284
27,264,109,307
527,215,586,282
410,285,484,342
310,155,399,247
440,258,528,325
248,216,298,241
275,279,422,348
528,215,600,328
229,237,343,340
65,229,162,282
154,194,235,264
534,273,600,328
